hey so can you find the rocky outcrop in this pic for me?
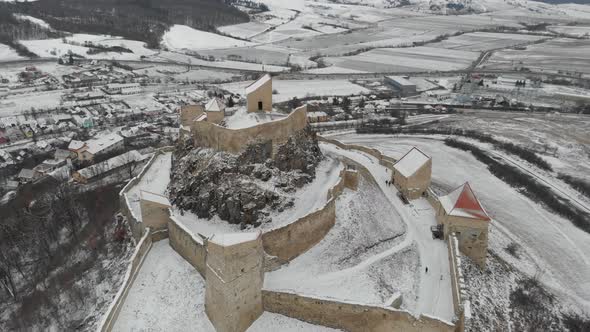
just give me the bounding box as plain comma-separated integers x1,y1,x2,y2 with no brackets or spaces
169,129,323,227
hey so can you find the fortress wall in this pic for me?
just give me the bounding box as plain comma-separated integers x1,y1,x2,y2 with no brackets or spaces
98,228,153,332
119,146,175,240
262,290,455,332
262,164,359,263
449,233,467,331
168,216,208,277
262,198,336,263
192,105,308,155
318,136,397,170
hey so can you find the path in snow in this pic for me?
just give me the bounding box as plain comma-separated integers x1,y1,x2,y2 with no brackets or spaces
332,134,590,311
319,142,455,321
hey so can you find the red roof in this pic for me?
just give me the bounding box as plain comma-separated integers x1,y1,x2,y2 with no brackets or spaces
439,182,490,221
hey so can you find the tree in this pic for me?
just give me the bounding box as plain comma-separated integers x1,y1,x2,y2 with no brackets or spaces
226,96,234,107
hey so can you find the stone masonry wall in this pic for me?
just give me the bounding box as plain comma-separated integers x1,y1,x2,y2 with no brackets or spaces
205,234,264,332
167,216,207,276
98,228,153,332
262,290,455,332
192,105,308,155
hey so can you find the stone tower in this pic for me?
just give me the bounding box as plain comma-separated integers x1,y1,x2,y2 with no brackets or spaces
205,232,264,332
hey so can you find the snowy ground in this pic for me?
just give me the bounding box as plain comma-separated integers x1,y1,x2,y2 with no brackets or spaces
264,174,418,308
172,155,343,236
112,240,343,331
162,25,254,51
0,44,24,62
125,152,172,222
20,34,157,61
330,133,590,312
112,239,213,332
224,107,287,129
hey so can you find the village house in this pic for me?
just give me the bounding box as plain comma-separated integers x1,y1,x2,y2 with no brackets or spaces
72,150,145,183
17,168,36,183
33,159,67,178
246,74,272,113
69,133,124,162
307,111,329,123
436,182,491,267
391,147,432,200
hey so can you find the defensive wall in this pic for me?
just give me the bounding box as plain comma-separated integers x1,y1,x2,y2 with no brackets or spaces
191,105,308,155
317,135,397,169
449,232,468,331
118,146,174,240
261,290,455,332
167,215,208,276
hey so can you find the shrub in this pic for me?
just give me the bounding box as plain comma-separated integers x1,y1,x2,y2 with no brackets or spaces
505,242,520,258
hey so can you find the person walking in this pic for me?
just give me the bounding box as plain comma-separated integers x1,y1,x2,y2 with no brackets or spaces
425,267,429,273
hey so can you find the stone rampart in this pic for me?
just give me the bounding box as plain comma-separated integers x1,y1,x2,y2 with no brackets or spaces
119,146,174,240
449,232,467,330
318,136,397,169
262,165,358,263
192,105,308,155
262,290,455,332
98,228,153,332
168,215,208,276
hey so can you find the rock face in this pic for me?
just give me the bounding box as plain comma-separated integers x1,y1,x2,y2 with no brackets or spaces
169,129,323,227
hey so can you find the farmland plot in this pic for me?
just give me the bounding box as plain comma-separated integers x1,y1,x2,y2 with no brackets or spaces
480,38,590,75
430,32,546,52
322,47,479,73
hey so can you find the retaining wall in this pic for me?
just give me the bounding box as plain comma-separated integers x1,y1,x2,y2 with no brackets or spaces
98,228,153,332
167,216,208,276
192,105,308,155
262,290,455,332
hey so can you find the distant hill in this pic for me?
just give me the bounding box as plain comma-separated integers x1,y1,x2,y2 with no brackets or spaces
0,0,249,49
534,0,590,3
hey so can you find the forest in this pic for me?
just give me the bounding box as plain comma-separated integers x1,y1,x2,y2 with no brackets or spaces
0,0,249,51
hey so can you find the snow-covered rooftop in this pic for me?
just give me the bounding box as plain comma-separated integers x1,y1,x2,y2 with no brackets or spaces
393,147,430,177
386,76,416,87
439,182,490,221
245,74,271,95
68,140,85,151
85,133,124,155
77,150,144,179
205,98,225,112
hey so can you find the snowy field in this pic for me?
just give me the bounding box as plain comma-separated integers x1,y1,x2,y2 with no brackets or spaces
125,152,172,222
162,25,254,51
435,111,590,180
320,47,479,73
218,22,271,39
219,79,370,102
173,156,343,236
0,90,63,116
0,44,24,62
20,34,157,61
480,38,590,75
430,32,545,52
548,25,590,37
330,134,590,312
